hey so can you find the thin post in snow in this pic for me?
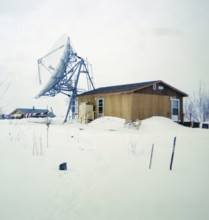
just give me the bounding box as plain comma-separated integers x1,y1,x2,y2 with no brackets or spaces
40,133,44,155
46,123,49,148
170,137,177,171
149,144,154,169
33,127,38,155
46,105,50,148
46,119,51,148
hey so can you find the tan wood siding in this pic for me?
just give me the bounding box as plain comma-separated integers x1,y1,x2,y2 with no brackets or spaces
104,94,132,119
78,90,185,121
130,94,171,120
78,94,132,119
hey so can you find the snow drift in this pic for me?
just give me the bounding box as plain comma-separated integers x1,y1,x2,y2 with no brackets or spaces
0,116,208,220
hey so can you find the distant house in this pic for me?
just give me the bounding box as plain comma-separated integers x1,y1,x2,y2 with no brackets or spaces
9,107,55,119
77,80,188,122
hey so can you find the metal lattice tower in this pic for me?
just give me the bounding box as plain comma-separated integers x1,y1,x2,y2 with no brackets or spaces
36,36,95,122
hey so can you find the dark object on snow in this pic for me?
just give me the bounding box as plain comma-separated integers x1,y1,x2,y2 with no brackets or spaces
202,123,209,129
59,162,67,170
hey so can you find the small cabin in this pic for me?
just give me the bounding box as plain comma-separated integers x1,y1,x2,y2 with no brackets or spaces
9,107,55,119
77,80,188,122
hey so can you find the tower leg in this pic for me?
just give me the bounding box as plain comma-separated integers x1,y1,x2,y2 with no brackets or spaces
64,95,76,123
64,99,72,123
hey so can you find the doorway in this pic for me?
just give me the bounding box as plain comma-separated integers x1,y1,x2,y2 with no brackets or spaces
98,98,104,117
171,99,180,121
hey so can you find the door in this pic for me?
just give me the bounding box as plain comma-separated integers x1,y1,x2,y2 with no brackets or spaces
171,99,180,122
98,98,104,117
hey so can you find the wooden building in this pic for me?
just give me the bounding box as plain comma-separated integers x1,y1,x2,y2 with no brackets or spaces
77,80,188,122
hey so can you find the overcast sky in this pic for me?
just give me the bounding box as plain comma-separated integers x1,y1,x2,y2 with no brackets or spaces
0,0,209,115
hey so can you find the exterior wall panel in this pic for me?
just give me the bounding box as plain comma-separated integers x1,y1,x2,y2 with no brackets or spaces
78,94,133,120
131,94,168,120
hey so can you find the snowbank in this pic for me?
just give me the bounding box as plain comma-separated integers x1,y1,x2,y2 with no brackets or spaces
88,116,189,134
0,116,209,220
88,116,125,130
141,116,187,133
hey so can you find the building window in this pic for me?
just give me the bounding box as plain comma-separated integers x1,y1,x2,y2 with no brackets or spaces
153,83,157,90
158,86,164,90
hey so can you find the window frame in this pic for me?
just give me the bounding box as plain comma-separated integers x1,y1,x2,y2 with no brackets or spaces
171,98,180,121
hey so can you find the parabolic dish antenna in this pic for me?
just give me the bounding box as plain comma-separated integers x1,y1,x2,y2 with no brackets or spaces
36,35,95,122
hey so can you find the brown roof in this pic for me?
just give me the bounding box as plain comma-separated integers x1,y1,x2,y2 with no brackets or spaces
78,80,188,97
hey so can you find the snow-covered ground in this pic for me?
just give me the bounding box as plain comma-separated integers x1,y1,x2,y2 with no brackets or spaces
0,116,208,220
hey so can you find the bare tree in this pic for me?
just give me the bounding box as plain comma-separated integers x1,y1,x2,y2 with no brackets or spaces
0,73,12,114
185,82,209,122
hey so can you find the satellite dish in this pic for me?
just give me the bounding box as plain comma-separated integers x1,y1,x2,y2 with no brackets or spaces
36,35,95,122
